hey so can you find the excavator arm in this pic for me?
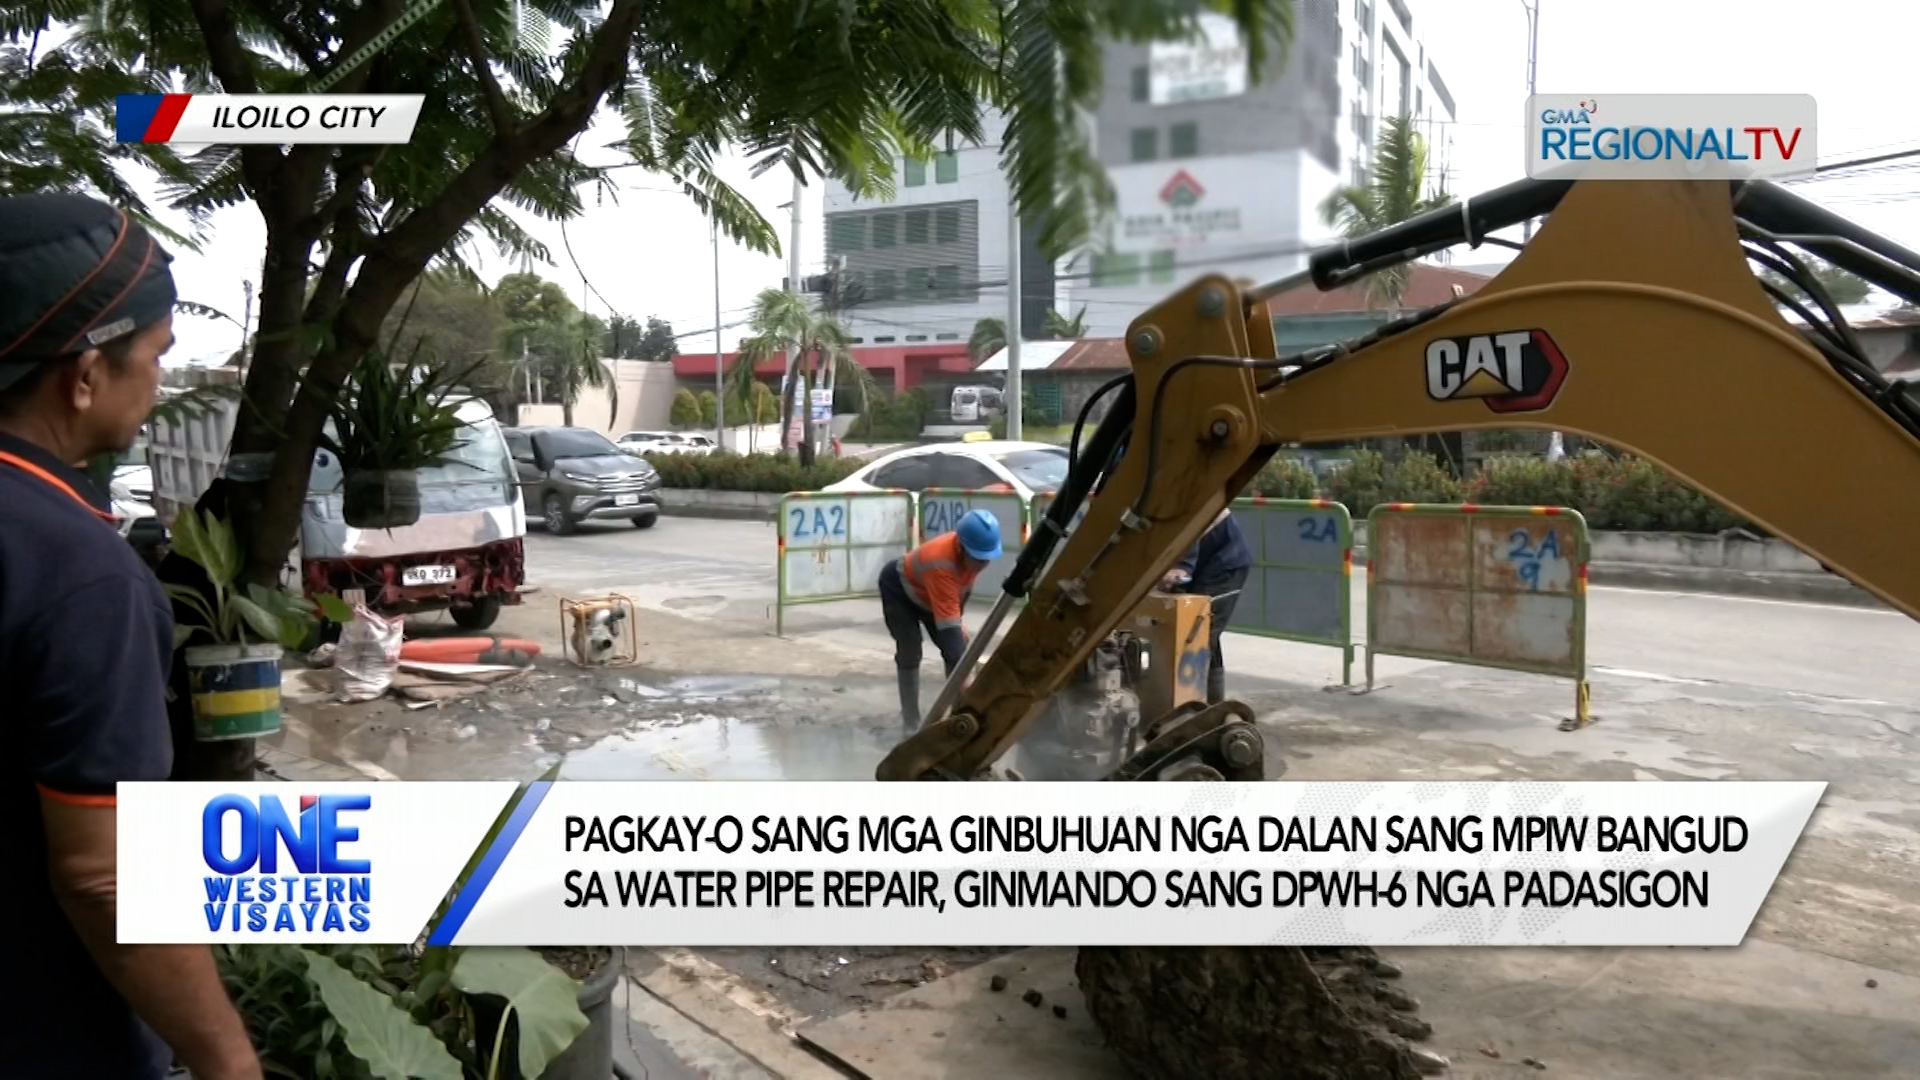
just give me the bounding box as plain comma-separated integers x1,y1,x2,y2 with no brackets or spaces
872,177,1920,1078
878,176,1920,784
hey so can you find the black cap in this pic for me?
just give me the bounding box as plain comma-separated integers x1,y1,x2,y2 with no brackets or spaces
0,194,177,391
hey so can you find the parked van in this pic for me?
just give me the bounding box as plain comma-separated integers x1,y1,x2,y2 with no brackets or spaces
299,398,526,630
950,384,1001,423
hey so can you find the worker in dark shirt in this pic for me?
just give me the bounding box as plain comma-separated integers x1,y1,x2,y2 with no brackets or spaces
1162,506,1253,705
0,194,262,1080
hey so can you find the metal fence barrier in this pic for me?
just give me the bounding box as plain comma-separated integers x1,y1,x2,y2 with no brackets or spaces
775,490,916,635
1365,503,1591,729
916,487,1028,600
1227,497,1356,684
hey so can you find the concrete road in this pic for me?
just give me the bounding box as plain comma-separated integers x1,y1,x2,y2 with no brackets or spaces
291,516,1920,1077
524,514,1920,705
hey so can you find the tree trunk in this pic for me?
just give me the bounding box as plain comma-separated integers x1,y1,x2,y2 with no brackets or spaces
562,399,574,427
1075,946,1435,1080
797,353,817,468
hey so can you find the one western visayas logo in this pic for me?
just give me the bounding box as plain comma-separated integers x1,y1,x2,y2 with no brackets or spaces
202,793,372,933
1424,329,1569,413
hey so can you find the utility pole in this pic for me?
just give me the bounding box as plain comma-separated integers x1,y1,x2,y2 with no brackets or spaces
712,217,725,451
1520,0,1540,241
786,172,806,455
1004,195,1023,442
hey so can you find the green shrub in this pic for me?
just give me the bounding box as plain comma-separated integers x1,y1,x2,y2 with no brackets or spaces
642,450,864,492
861,388,928,439
1249,456,1317,499
1385,451,1462,505
1463,451,1747,533
697,390,718,427
669,388,699,427
751,381,779,423
1321,449,1387,517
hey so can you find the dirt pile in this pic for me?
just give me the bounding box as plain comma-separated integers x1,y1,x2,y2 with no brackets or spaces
1076,945,1444,1079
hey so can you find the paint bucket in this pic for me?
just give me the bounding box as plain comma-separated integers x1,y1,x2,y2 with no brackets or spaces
185,643,284,741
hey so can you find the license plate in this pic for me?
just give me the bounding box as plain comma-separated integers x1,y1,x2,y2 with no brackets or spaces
614,493,640,506
402,564,456,586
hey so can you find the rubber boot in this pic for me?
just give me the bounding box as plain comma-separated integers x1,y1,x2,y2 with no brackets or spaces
1206,665,1226,707
897,668,921,729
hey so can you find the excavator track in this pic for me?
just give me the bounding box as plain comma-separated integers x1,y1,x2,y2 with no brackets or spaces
1077,946,1443,1079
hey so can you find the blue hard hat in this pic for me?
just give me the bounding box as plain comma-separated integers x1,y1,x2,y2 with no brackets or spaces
956,508,1003,561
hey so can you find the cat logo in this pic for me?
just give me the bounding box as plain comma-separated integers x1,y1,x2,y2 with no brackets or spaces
1424,329,1569,413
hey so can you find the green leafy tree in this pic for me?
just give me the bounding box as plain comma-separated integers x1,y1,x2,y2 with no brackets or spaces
697,389,717,427
635,316,678,362
381,270,508,406
1319,115,1453,313
0,24,199,248
603,314,643,358
12,0,1296,783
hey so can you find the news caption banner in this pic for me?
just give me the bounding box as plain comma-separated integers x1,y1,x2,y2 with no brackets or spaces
117,781,1822,947
115,94,424,144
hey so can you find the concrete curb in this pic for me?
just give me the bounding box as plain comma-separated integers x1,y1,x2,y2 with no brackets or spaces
660,488,780,522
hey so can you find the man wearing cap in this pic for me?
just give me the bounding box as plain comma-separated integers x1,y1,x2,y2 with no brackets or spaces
0,194,262,1079
878,508,1003,728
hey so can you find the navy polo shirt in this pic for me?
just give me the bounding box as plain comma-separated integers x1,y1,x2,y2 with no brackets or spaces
0,431,177,1078
1174,511,1253,591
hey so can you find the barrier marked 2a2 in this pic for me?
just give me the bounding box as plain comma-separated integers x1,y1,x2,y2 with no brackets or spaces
775,490,915,635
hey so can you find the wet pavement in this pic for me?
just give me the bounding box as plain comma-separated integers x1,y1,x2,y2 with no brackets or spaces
254,516,1920,1077
281,666,908,783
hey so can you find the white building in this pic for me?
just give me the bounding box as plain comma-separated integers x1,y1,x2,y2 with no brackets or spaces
1073,0,1458,336
820,110,1068,349
819,0,1457,343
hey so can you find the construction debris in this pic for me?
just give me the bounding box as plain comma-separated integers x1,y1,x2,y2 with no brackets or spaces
1022,989,1044,1008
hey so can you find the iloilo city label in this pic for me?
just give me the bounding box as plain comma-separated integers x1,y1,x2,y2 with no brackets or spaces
116,94,425,145
1526,94,1816,181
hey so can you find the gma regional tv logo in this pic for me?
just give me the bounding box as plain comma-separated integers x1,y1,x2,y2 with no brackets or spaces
1425,330,1568,414
1526,93,1816,181
202,793,372,933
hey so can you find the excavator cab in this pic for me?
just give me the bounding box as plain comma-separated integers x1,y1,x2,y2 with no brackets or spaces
875,175,1920,1079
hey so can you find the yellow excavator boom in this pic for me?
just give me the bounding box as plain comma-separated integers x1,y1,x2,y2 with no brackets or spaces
879,177,1920,785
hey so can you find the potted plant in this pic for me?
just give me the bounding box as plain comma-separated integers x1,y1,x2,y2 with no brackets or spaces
322,342,486,529
216,770,619,1079
164,507,351,741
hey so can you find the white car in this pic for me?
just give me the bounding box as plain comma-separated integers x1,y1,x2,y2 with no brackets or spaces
821,439,1070,500
618,431,717,456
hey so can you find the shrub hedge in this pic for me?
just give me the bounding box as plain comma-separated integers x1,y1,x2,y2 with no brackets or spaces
1258,449,1748,534
642,450,864,493
643,444,1748,535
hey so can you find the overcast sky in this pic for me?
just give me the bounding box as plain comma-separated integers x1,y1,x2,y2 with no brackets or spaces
151,0,1920,365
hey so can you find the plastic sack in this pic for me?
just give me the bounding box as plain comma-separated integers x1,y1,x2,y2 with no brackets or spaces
335,605,404,702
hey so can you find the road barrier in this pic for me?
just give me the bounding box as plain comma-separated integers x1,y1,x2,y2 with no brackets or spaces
1227,497,1356,684
775,490,916,635
916,487,1027,600
1365,503,1591,729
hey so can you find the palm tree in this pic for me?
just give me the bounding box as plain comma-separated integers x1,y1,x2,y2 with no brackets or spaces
969,317,1007,363
511,317,614,428
1319,115,1454,313
732,288,876,464
1043,306,1089,338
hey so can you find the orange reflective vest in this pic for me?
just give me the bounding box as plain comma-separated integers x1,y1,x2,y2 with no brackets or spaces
898,532,979,631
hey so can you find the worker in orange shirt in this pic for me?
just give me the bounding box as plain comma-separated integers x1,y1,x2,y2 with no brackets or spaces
878,508,1003,729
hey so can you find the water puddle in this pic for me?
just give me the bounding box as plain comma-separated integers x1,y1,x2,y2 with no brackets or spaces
562,714,902,781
